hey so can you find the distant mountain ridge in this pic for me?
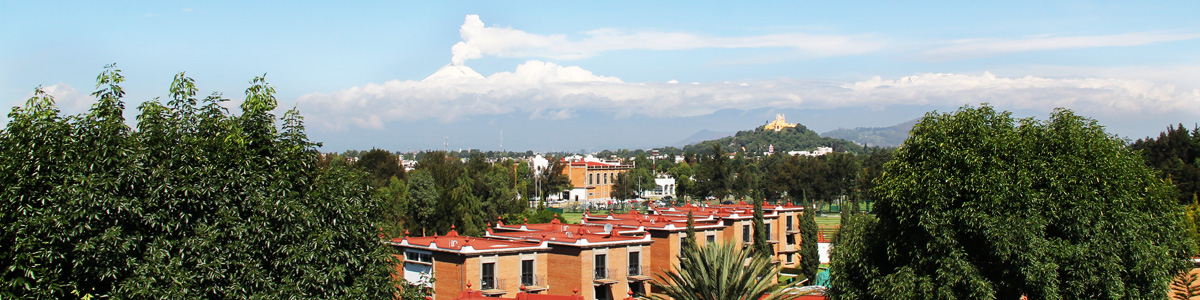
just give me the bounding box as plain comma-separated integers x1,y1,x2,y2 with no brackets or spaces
820,119,917,148
673,129,736,147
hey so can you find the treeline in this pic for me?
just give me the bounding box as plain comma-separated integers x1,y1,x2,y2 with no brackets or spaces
328,150,571,238
0,67,392,299
660,144,892,208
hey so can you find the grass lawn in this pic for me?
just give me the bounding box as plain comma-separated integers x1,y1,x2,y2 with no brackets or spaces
561,212,584,224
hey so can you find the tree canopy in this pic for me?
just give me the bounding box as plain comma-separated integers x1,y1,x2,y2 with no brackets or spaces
0,67,393,299
828,105,1194,300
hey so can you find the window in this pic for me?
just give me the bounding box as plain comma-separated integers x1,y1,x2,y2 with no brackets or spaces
521,259,535,286
786,253,794,264
765,224,772,241
481,262,496,290
786,215,793,231
786,235,795,245
679,233,686,250
404,251,432,264
628,252,641,276
594,254,607,279
707,234,716,244
742,225,751,243
589,174,593,185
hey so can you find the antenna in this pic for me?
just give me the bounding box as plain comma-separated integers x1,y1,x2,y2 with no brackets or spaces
444,136,449,152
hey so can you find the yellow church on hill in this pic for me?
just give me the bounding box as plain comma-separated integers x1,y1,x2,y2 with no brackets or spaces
764,114,797,132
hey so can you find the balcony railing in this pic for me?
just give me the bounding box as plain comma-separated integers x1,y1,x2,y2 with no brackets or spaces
520,274,548,287
594,267,614,280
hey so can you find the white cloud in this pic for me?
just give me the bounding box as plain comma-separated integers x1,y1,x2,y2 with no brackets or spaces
923,32,1200,60
296,61,1200,131
448,14,883,66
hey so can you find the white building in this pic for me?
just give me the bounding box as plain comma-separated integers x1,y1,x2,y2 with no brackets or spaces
788,146,834,157
641,174,677,199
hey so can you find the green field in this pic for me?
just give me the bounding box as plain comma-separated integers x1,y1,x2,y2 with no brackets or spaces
562,212,583,224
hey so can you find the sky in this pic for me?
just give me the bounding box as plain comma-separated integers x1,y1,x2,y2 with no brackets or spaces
3,1,1199,152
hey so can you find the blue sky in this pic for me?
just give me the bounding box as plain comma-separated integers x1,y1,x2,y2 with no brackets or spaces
3,1,1199,152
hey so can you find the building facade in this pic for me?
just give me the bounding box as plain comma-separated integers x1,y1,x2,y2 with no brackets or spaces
391,201,814,300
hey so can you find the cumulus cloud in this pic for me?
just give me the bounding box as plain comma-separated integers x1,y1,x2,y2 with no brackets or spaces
448,14,883,66
923,32,1200,60
296,61,1200,131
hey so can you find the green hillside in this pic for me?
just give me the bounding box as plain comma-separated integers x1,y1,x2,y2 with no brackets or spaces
682,122,864,155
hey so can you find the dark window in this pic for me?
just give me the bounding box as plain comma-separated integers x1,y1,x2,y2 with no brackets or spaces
521,259,535,286
481,262,496,290
742,225,751,243
787,235,795,245
787,215,793,231
629,252,640,276
765,224,772,241
786,253,794,264
707,234,716,244
594,254,607,279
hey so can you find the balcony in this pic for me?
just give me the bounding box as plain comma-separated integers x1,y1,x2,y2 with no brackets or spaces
593,267,618,285
520,274,548,292
626,265,652,282
481,278,506,296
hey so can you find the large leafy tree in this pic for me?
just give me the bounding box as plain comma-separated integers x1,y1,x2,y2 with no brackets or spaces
828,106,1194,300
649,242,807,300
0,67,394,299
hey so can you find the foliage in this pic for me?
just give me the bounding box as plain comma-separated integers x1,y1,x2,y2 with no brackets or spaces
501,207,568,225
358,148,405,188
683,211,698,253
694,143,732,200
0,67,394,299
828,105,1194,300
752,198,773,258
668,162,695,202
1170,270,1200,300
648,242,808,300
1130,124,1200,205
798,203,820,282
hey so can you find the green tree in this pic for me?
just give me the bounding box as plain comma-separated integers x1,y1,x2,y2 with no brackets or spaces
378,176,410,238
828,106,1194,300
668,162,695,203
751,198,773,258
682,211,698,254
403,169,440,236
694,143,732,201
1130,124,1200,206
798,202,820,282
0,67,394,299
358,148,405,188
648,242,807,300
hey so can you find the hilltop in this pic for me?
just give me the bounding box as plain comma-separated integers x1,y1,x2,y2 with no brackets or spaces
681,116,864,155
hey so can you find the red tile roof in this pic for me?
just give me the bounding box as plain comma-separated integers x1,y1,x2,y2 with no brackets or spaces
390,225,550,254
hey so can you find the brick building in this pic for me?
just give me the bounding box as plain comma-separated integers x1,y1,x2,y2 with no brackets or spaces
391,201,813,300
562,160,634,201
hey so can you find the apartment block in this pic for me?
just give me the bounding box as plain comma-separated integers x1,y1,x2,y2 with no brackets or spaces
390,201,814,300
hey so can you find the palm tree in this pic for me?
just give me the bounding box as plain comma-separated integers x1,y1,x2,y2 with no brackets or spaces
648,242,809,300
